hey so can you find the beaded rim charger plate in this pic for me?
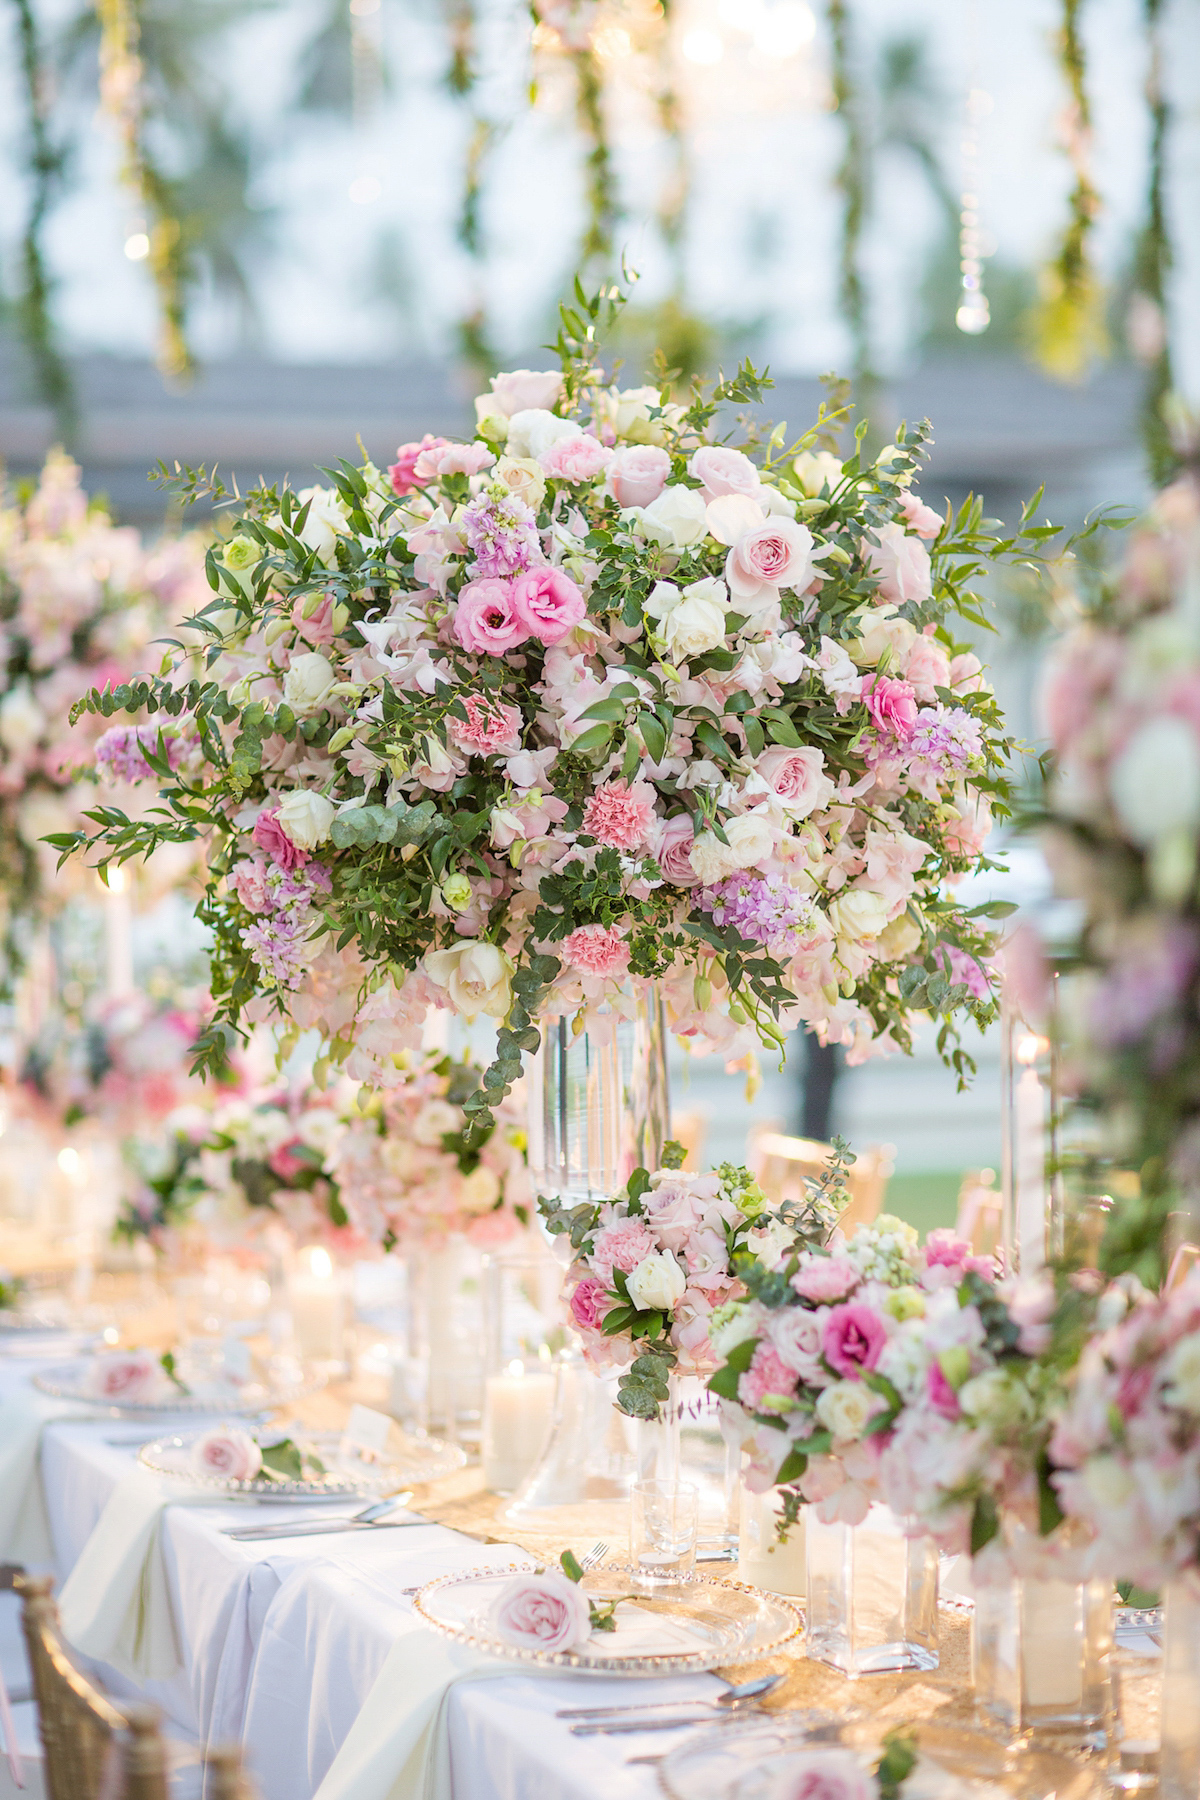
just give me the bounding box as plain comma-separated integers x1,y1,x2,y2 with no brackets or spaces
33,1359,323,1416
414,1564,802,1675
137,1428,464,1499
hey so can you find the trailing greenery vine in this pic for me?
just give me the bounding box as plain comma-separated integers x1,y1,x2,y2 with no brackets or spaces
1028,0,1106,381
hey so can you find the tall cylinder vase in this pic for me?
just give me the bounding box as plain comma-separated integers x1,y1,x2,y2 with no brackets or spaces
526,983,671,1208
1161,1575,1200,1800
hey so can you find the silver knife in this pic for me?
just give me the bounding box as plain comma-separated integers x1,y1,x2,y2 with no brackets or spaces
569,1710,764,1737
223,1516,429,1541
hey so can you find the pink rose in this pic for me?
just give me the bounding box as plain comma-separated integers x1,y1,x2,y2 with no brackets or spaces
447,695,524,756
643,1176,711,1250
864,521,932,604
490,370,564,416
950,652,986,693
726,518,815,604
389,435,447,495
488,1570,591,1653
923,1229,972,1270
738,1342,798,1414
415,440,494,481
189,1427,263,1482
902,633,951,703
767,1307,826,1378
899,492,944,540
689,445,761,502
569,1275,610,1331
822,1302,887,1378
606,445,671,509
767,1748,877,1800
926,1362,962,1421
253,808,310,871
510,567,587,645
453,579,529,655
85,1350,164,1404
231,854,274,914
791,1257,860,1304
582,780,657,851
861,673,918,739
589,1216,657,1289
562,923,631,978
652,814,701,887
752,746,835,819
539,434,612,483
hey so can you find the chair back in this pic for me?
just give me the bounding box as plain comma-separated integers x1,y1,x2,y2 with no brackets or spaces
205,1745,260,1800
749,1127,894,1236
16,1575,169,1800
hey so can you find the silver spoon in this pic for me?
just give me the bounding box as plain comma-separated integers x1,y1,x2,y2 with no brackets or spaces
556,1672,784,1721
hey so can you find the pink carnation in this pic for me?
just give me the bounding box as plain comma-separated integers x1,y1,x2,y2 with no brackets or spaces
562,923,631,978
822,1302,887,1378
447,694,524,756
253,808,310,871
861,672,918,739
582,780,656,851
389,435,448,495
589,1217,656,1290
539,434,612,483
569,1275,610,1331
231,854,274,914
738,1341,798,1414
510,567,587,646
453,579,528,655
791,1257,860,1304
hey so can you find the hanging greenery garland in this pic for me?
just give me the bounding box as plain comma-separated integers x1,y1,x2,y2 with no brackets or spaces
95,0,193,381
1130,0,1175,482
8,0,76,442
1028,0,1106,381
825,0,873,397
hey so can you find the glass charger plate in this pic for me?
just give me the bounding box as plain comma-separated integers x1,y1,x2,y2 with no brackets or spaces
33,1360,322,1416
137,1428,463,1499
414,1564,802,1675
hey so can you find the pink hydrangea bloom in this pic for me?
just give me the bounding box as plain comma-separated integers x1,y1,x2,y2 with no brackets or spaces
582,780,656,850
822,1302,888,1378
253,808,310,871
738,1341,798,1414
791,1256,860,1304
389,435,447,495
562,923,631,978
447,694,524,756
510,567,587,645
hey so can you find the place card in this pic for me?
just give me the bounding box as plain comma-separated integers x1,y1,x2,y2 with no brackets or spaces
340,1403,393,1462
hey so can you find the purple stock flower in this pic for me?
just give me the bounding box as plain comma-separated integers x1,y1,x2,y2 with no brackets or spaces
239,861,330,990
461,490,542,578
95,723,188,784
940,944,991,1000
701,874,812,952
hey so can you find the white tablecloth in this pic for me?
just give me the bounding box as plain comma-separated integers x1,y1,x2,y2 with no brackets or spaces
0,1353,725,1800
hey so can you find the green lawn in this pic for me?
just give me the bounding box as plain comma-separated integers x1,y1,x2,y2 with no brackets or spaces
879,1171,964,1241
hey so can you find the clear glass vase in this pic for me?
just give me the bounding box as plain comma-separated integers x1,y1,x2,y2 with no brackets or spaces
805,1504,939,1675
403,1238,486,1450
526,983,670,1207
971,1550,1113,1748
500,1350,640,1525
1161,1575,1200,1800
738,1485,806,1598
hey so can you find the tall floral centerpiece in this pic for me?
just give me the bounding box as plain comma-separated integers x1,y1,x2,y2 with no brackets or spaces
55,280,1040,1154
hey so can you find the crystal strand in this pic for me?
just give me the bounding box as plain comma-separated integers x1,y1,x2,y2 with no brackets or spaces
956,0,991,335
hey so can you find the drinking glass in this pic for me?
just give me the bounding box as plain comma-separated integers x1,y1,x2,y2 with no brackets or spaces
1113,1636,1164,1791
631,1479,698,1585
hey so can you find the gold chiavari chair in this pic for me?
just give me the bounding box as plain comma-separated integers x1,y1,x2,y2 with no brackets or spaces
204,1746,259,1800
16,1576,168,1800
748,1125,895,1235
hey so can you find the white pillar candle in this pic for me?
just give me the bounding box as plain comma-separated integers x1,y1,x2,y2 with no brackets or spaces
737,1487,806,1598
290,1247,345,1362
1021,1578,1084,1710
482,1362,556,1492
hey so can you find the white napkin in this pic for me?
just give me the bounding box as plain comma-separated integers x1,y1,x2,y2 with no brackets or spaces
0,1384,87,1564
57,1469,182,1682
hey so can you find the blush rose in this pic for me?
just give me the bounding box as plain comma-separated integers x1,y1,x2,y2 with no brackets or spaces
488,1571,592,1653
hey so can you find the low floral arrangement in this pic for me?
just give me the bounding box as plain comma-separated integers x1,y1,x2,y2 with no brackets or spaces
55,276,1059,1142
0,450,206,975
540,1144,850,1420
1033,472,1200,1283
84,1346,198,1403
1051,1268,1200,1589
709,1217,1070,1555
760,1735,918,1800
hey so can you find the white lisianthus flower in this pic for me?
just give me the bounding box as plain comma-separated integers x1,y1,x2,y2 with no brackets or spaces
664,590,727,660
851,606,918,669
0,682,44,754
829,887,890,941
1110,716,1200,848
424,940,514,1020
815,1379,880,1442
724,812,777,869
297,486,351,562
504,409,581,462
688,832,742,883
626,1251,687,1312
816,636,863,696
276,788,335,850
283,652,337,715
745,1216,794,1270
638,486,709,550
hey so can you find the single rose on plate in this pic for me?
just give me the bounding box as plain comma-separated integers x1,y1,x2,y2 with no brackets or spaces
487,1570,593,1653
766,1748,879,1800
188,1426,263,1483
85,1349,166,1404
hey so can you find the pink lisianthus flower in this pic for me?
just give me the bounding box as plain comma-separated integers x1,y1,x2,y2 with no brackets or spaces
539,434,612,483
389,435,448,495
822,1302,888,1378
253,807,310,871
738,1341,799,1414
899,491,944,540
453,579,529,655
562,923,631,979
510,566,588,645
939,945,991,1001
581,779,656,850
791,1256,860,1304
861,672,919,739
606,446,671,509
447,694,524,757
568,1274,610,1331
926,1361,962,1420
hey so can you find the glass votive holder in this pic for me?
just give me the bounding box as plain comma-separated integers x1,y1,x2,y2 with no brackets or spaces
1112,1634,1164,1790
631,1479,699,1586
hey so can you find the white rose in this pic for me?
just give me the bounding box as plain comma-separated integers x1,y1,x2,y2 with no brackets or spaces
411,1099,460,1146
459,1164,502,1213
297,486,350,563
639,486,709,550
424,940,514,1020
283,652,337,715
1082,1454,1137,1511
1111,716,1200,847
0,683,44,754
505,409,581,461
665,593,727,660
792,450,844,497
745,1217,794,1270
276,788,335,850
851,606,918,669
829,888,890,941
815,1379,879,1441
688,832,742,883
958,1369,1033,1430
877,913,922,960
494,456,547,510
600,385,683,445
724,812,776,869
626,1251,687,1312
